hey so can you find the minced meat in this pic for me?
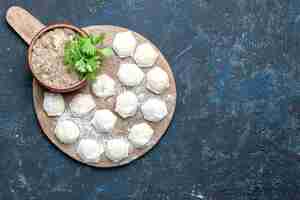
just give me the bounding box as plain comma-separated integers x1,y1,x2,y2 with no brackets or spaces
31,28,81,88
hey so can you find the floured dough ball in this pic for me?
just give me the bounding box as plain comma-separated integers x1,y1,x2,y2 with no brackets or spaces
134,43,158,67
43,92,65,117
115,91,138,118
92,109,117,133
146,66,170,94
117,63,144,86
141,98,168,122
55,120,80,144
128,123,154,148
113,31,137,58
70,94,96,116
105,138,130,162
77,139,104,162
91,74,115,98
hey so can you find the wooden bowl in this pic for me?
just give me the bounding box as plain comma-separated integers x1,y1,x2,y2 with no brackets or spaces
27,24,89,93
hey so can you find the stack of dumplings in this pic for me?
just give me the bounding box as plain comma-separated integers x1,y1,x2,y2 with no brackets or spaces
41,30,174,166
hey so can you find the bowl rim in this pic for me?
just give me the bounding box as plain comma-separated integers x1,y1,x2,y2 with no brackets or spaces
27,23,89,93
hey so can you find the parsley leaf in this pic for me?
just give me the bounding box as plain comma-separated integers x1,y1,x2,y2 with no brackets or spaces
81,39,97,56
99,47,114,57
64,34,112,80
91,34,105,45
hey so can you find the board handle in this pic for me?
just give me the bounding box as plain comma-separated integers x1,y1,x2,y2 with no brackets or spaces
6,6,45,45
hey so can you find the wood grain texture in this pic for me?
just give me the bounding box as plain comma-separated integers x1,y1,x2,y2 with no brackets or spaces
6,6,45,44
32,25,177,167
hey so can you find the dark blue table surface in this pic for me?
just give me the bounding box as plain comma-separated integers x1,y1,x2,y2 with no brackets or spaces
0,0,300,200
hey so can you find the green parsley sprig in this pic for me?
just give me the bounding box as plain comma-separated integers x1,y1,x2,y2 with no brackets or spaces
64,34,113,80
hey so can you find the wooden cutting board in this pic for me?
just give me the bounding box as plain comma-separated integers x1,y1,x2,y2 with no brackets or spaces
7,6,177,167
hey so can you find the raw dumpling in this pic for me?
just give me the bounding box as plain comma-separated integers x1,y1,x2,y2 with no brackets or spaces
43,92,65,117
91,74,115,98
117,63,144,87
92,109,117,133
141,98,168,122
128,123,154,148
77,139,104,162
134,43,158,67
115,91,138,118
55,120,80,144
146,66,170,94
69,94,96,116
105,138,130,162
113,31,137,58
